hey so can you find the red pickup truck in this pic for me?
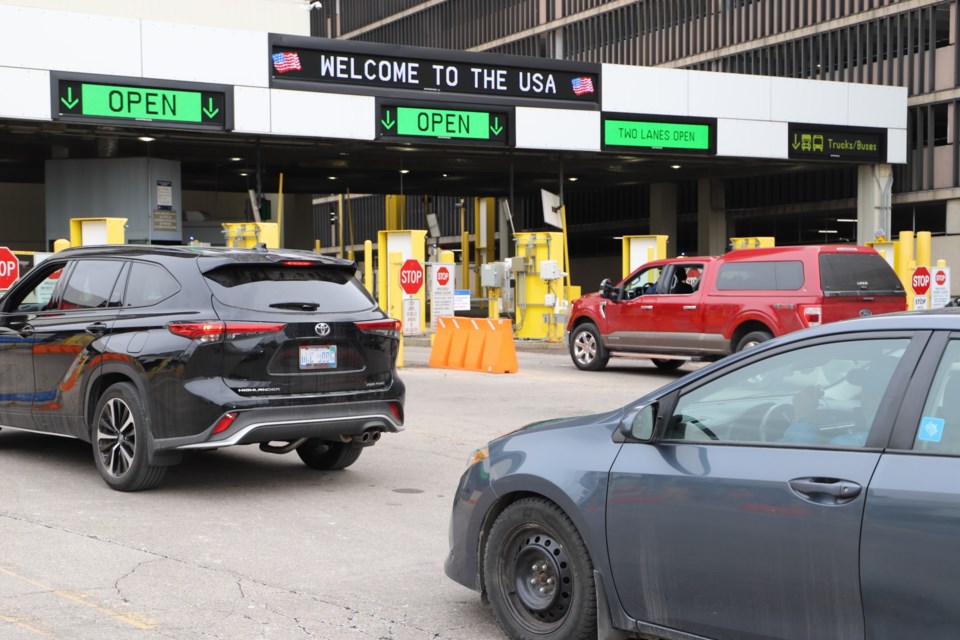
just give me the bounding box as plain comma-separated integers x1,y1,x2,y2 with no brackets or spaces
566,245,906,370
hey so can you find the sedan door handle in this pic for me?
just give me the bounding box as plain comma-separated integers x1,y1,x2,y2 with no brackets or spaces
86,322,108,336
18,324,34,338
789,477,862,502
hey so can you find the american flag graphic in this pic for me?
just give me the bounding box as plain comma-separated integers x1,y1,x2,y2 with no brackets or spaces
571,76,595,96
272,51,302,73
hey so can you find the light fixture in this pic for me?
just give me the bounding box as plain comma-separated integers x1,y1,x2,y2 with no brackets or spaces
399,169,410,174
836,218,858,223
817,229,839,234
568,176,578,182
442,173,448,178
670,164,682,170
239,172,248,177
327,176,337,180
138,136,155,142
228,156,242,162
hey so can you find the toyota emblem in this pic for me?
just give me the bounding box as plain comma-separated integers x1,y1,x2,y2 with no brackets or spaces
315,322,331,337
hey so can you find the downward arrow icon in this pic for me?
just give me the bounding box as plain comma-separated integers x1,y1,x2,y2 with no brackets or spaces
60,86,79,110
381,109,396,130
490,116,503,136
202,97,220,119
791,134,801,150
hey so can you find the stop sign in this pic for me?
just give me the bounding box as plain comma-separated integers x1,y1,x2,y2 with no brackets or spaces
399,259,424,295
0,246,19,289
936,269,947,286
436,266,450,286
912,265,931,295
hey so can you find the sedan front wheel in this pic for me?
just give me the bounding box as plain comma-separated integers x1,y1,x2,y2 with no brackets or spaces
483,498,596,639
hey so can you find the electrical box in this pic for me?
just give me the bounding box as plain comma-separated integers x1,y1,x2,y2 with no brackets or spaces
481,262,507,288
507,256,527,273
540,260,563,281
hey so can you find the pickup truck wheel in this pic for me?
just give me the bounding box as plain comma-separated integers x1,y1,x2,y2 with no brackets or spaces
651,358,684,371
736,330,773,352
570,323,609,371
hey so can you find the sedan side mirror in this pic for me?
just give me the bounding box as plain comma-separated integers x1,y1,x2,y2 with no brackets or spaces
618,403,656,441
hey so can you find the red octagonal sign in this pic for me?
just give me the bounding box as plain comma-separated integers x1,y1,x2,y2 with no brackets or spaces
399,258,424,295
436,266,450,286
0,246,19,290
912,265,931,295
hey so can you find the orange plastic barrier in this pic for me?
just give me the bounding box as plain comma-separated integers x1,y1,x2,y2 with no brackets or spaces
429,317,518,374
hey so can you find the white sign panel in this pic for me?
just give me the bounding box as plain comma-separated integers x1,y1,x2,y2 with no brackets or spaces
454,289,471,311
430,264,455,330
402,297,421,336
914,295,930,311
931,267,951,308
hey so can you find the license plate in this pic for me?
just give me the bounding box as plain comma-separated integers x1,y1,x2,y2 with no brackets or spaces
299,345,337,370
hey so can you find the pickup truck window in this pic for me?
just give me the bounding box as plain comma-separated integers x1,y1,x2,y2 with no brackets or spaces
716,261,803,291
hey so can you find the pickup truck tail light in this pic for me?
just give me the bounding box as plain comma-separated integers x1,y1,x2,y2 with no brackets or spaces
800,305,822,327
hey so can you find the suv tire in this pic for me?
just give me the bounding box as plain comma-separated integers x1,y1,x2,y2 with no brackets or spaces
570,323,610,371
297,438,363,470
92,382,167,492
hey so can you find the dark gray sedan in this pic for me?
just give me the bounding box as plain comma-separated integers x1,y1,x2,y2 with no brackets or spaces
445,310,960,640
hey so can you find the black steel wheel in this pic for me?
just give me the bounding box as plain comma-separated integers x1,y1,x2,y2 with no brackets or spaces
736,330,773,352
569,323,609,371
92,382,166,491
484,498,596,640
296,438,363,470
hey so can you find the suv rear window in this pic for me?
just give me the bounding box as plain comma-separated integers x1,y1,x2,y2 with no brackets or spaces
203,265,376,312
819,253,905,296
716,261,804,291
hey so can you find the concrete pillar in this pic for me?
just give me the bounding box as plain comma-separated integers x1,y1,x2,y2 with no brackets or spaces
649,183,677,257
697,178,727,256
857,164,893,242
947,199,960,234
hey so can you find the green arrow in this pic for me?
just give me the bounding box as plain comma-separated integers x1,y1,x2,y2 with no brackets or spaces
791,134,801,150
202,97,219,119
381,109,395,130
490,116,503,136
60,86,79,110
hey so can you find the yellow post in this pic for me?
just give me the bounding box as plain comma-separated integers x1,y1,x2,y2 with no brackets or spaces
277,172,284,247
561,204,572,288
385,195,406,230
364,240,373,295
461,230,470,299
53,239,70,252
337,193,343,258
388,251,405,368
898,230,915,296
917,231,932,269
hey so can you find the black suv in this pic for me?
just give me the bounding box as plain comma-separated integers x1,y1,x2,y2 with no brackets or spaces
0,245,404,491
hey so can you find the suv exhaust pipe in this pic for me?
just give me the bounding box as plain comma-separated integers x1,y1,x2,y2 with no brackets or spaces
340,430,382,446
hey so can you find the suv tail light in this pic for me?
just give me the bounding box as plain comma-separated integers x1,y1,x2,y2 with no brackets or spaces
800,305,822,327
355,319,401,339
168,321,286,343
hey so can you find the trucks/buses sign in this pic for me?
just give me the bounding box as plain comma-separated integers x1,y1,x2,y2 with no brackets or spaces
788,123,886,162
379,104,509,145
53,74,231,130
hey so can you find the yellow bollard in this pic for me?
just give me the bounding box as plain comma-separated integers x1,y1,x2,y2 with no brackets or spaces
388,251,404,368
364,240,373,295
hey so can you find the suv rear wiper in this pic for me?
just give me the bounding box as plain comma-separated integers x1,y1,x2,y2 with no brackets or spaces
269,302,320,311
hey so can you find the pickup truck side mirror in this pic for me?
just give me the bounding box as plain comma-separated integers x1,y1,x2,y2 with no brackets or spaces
599,278,620,302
